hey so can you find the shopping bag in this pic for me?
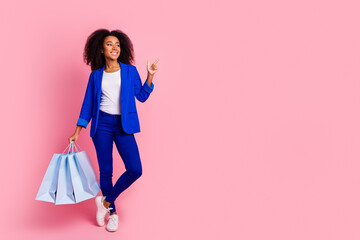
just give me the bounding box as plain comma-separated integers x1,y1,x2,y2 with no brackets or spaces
55,152,76,205
35,141,100,204
35,153,62,203
68,144,100,203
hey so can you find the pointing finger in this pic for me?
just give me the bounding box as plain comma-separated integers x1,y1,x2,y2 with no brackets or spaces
153,58,160,65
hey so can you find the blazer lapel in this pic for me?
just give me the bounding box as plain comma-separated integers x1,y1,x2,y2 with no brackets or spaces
119,61,128,103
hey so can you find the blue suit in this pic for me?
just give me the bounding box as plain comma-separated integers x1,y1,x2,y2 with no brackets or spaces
76,60,154,137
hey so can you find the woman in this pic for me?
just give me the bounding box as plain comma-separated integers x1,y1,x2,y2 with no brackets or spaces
68,29,159,232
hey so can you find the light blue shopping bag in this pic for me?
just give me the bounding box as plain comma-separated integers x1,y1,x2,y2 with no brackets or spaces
68,143,100,203
55,152,76,205
36,141,100,204
35,153,62,203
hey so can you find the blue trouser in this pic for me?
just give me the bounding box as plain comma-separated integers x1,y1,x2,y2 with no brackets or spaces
91,110,142,213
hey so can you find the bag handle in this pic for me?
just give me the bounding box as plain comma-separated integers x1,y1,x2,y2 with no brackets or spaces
62,141,83,154
71,141,83,152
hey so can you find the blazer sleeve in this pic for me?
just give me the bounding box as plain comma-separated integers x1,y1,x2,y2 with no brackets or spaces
76,72,94,128
133,66,154,102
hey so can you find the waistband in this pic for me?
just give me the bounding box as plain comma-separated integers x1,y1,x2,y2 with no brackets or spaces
99,110,121,119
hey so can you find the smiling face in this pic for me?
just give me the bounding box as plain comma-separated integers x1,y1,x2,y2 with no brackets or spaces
101,35,121,60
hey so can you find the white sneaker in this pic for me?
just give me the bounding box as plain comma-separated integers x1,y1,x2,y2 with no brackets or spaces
106,214,119,232
95,196,113,227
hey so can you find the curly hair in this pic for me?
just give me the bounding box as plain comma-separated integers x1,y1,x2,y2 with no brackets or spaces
83,28,135,71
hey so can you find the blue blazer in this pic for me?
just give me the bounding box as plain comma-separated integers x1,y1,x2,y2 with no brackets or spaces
76,60,154,137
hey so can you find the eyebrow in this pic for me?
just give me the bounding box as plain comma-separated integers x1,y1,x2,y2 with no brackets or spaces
106,41,120,44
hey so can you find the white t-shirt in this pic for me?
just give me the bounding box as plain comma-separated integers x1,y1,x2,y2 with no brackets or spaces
99,69,121,115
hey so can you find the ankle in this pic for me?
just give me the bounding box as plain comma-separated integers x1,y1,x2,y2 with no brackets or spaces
103,199,111,209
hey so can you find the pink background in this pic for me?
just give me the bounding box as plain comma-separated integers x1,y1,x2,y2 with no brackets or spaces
1,0,360,239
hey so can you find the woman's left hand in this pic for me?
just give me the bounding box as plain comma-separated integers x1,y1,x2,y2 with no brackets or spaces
147,58,159,76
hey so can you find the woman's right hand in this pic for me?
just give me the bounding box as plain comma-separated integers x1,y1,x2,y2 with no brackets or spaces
68,132,79,144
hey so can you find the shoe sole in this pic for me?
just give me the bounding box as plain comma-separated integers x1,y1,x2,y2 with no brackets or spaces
106,227,118,232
